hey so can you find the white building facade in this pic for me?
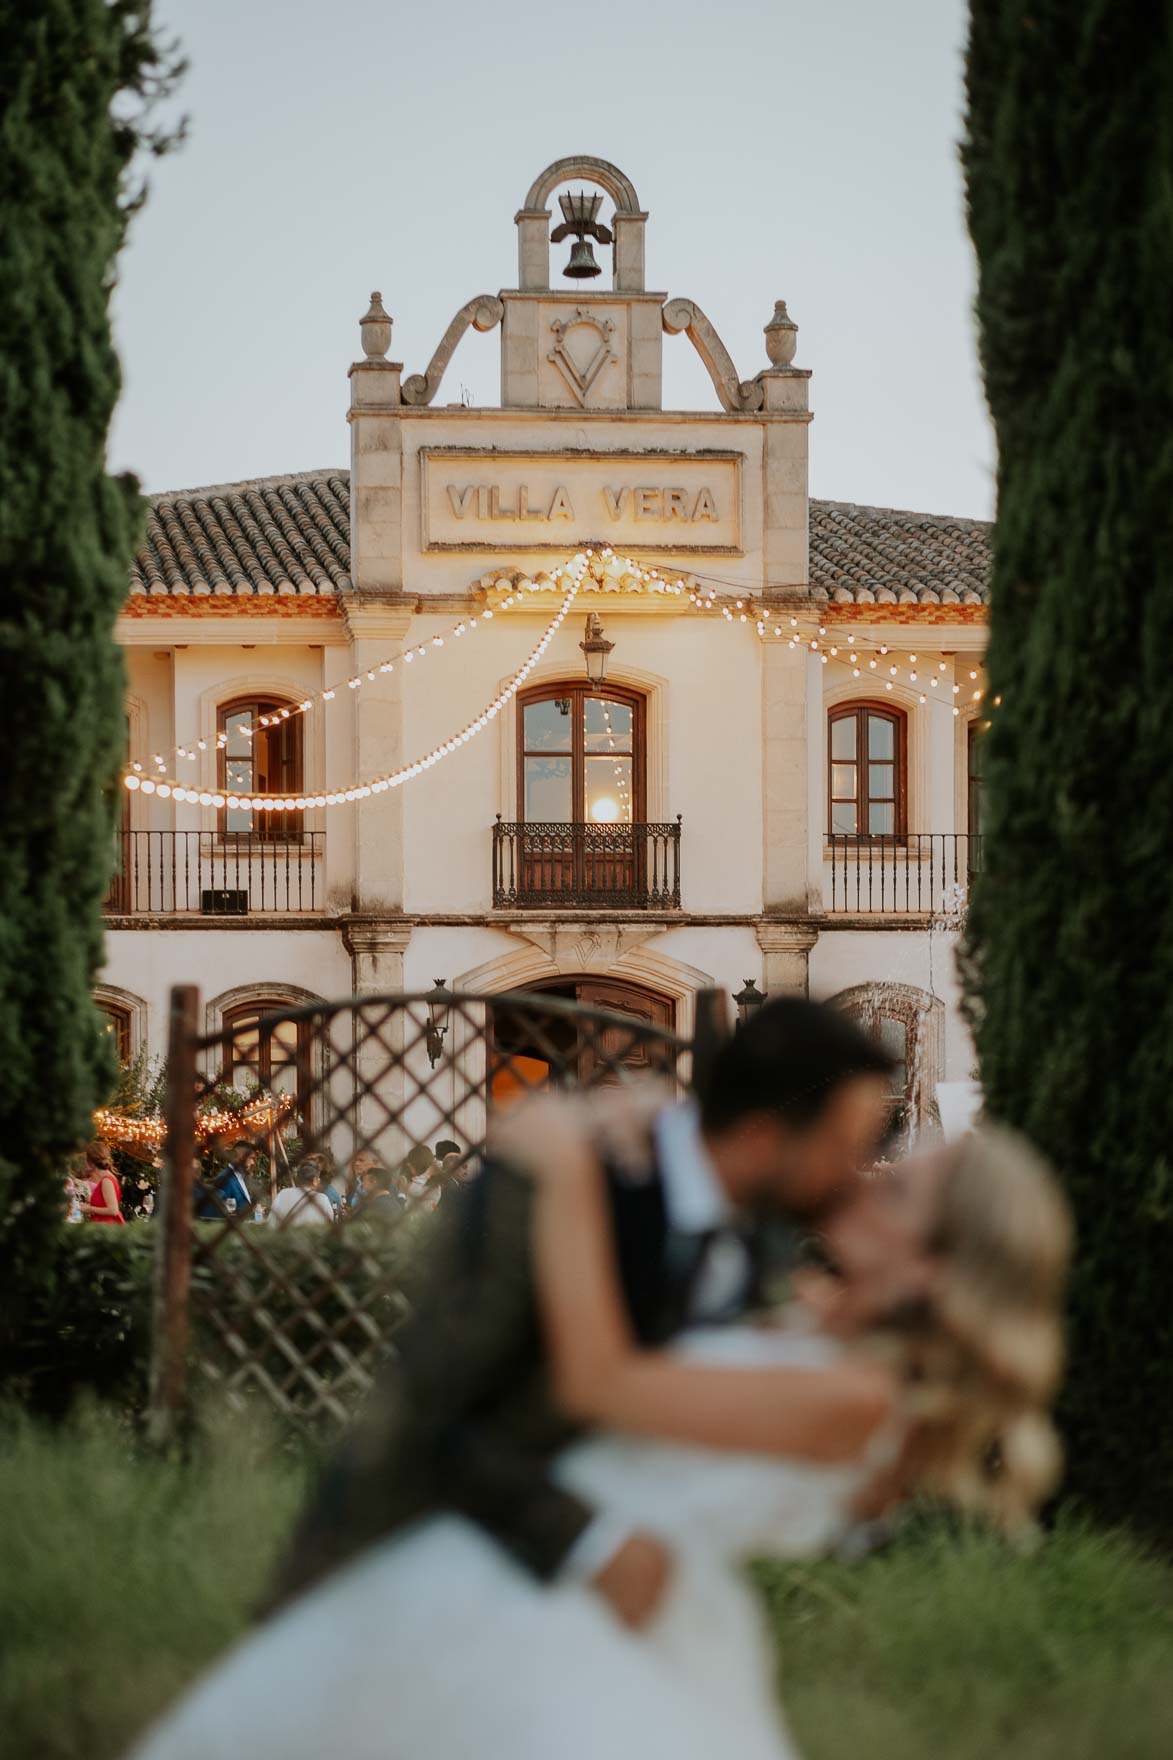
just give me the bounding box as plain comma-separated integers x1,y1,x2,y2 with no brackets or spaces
103,155,990,1136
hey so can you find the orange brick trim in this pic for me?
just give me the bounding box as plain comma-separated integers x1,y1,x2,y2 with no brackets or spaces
819,604,988,626
120,595,344,620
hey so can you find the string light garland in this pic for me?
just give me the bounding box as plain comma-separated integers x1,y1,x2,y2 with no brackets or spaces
128,562,591,784
122,547,987,806
480,553,987,712
94,1091,294,1150
126,564,586,811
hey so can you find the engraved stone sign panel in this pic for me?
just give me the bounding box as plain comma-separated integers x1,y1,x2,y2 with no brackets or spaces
420,448,743,554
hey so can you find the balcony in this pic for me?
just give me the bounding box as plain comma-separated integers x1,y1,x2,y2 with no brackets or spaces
493,818,682,910
106,830,326,916
824,833,981,915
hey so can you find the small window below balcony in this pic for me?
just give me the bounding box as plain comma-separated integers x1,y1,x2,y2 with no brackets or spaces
828,703,906,839
218,696,303,840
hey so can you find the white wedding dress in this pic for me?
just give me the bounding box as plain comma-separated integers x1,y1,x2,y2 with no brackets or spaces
129,1327,886,1760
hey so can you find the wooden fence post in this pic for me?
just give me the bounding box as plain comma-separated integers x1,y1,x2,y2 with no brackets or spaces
148,984,199,1445
691,986,732,1099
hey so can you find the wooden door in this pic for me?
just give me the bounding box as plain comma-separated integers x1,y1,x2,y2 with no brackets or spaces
574,979,675,1083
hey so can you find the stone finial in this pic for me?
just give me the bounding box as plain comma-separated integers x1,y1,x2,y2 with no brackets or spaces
360,291,393,360
764,299,798,368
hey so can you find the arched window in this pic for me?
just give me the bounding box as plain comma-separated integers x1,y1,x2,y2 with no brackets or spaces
828,703,906,838
97,999,133,1065
517,683,646,825
831,984,944,1144
221,998,313,1128
218,696,303,840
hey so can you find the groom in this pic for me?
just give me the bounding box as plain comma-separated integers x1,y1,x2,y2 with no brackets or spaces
267,996,893,1626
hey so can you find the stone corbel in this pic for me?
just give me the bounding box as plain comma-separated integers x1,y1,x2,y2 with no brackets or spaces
401,295,505,406
662,298,764,413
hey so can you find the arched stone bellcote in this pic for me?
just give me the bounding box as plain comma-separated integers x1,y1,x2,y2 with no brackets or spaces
516,155,648,292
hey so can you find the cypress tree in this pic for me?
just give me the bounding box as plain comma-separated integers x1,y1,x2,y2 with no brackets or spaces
962,3,1173,1532
0,5,180,1310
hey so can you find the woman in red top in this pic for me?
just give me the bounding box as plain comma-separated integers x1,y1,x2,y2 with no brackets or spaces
82,1140,125,1226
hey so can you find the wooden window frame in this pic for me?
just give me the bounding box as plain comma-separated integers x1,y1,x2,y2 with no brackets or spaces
217,695,304,841
98,1001,132,1065
967,719,985,842
516,682,647,824
221,999,313,1130
827,701,907,841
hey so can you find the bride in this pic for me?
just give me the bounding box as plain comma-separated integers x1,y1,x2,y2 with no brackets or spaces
128,1116,1069,1760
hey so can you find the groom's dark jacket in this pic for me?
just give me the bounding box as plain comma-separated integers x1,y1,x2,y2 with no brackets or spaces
267,1117,787,1612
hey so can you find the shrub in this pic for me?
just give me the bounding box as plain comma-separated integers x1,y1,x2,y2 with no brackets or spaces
961,1,1173,1533
0,1225,155,1418
1,1215,430,1427
0,4,179,1317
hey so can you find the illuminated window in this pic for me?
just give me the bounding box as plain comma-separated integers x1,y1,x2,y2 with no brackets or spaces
218,697,303,839
517,684,645,824
97,1000,132,1064
221,999,312,1127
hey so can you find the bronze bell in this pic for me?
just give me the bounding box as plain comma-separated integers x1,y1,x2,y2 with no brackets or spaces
551,189,613,282
564,238,602,279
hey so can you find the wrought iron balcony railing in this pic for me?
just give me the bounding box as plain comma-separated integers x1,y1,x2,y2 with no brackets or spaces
493,817,682,909
106,830,325,916
824,833,982,915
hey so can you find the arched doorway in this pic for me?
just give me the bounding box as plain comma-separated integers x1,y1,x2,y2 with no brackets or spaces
490,977,675,1106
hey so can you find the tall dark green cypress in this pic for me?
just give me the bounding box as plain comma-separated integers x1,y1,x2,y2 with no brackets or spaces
0,6,179,1307
962,4,1173,1532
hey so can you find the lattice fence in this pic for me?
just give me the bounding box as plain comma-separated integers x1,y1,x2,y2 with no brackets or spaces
151,985,721,1437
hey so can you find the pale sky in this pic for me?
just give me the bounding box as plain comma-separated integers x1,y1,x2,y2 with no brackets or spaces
109,0,994,519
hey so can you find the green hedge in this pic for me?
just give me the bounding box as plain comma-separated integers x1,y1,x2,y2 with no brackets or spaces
961,1,1173,1535
2,1219,427,1425
1,1226,155,1417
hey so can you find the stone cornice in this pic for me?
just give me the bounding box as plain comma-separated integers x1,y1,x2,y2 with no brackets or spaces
341,918,413,958
340,596,415,642
756,922,820,955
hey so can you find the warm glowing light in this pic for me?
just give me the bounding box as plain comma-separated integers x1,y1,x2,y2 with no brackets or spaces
590,796,620,824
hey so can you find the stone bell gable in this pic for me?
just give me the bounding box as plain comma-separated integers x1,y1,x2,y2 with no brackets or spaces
346,154,814,598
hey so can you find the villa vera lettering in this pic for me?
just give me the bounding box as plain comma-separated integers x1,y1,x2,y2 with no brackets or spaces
445,483,720,524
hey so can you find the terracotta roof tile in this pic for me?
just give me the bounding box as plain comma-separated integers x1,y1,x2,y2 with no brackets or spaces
129,474,991,607
129,469,351,596
807,499,991,605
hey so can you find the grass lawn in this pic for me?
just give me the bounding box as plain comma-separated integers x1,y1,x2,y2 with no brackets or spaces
2,1407,1170,1760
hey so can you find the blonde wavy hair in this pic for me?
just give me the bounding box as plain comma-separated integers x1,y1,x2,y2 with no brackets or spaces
875,1123,1073,1534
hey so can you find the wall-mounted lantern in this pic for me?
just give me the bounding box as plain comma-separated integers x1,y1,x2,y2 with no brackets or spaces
580,613,614,688
733,978,768,1028
425,979,451,1067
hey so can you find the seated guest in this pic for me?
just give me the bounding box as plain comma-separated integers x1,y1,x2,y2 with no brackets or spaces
357,1163,404,1218
268,1158,335,1229
346,1149,378,1213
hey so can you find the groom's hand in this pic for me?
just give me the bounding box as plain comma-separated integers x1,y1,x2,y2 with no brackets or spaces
590,1532,673,1628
